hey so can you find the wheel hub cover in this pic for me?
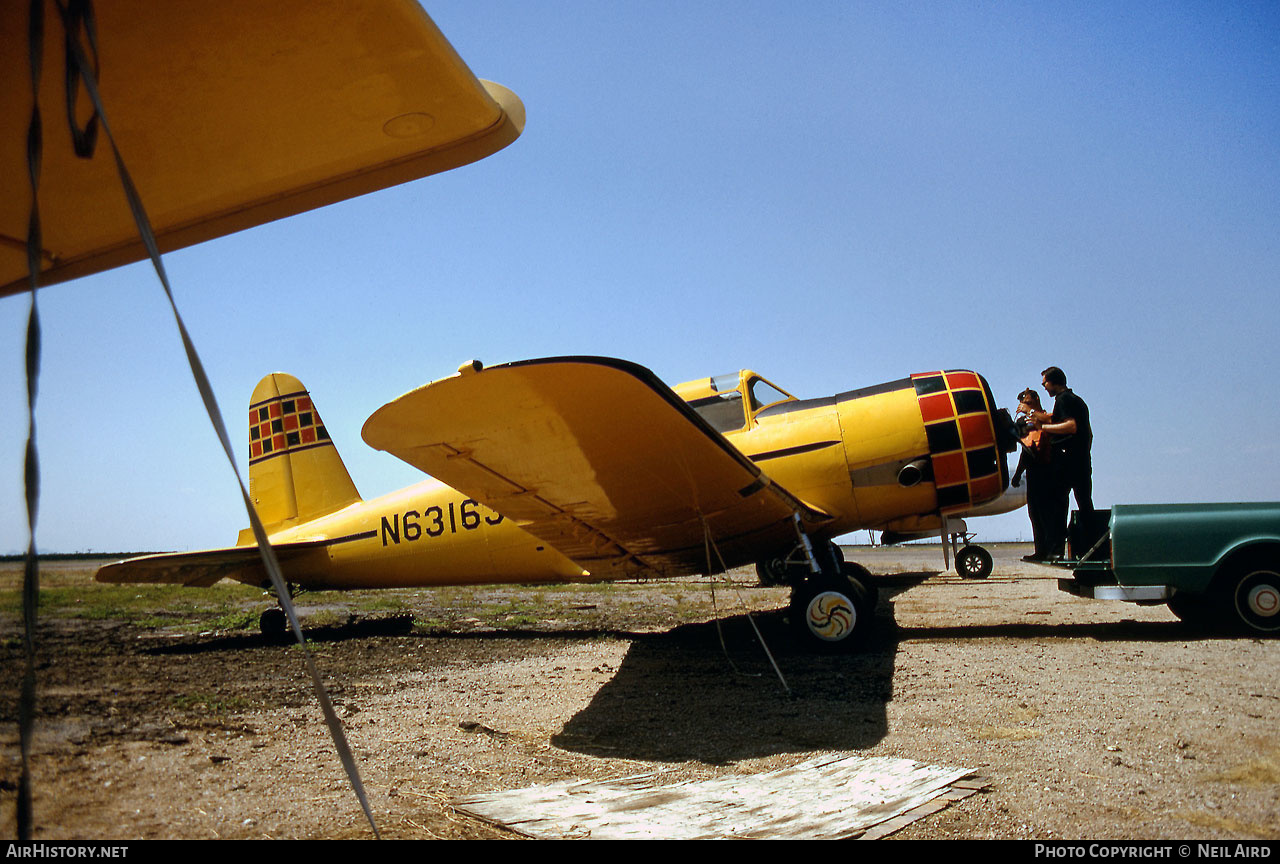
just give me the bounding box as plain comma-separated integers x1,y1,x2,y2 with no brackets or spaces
806,591,856,642
1246,583,1279,619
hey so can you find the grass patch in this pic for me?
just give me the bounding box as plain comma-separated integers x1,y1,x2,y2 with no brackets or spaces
1212,754,1280,787
312,591,409,613
304,610,347,628
0,581,263,622
171,691,251,714
497,614,540,629
204,609,260,631
1176,810,1278,838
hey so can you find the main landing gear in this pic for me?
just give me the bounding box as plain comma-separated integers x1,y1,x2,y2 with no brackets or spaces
759,527,879,651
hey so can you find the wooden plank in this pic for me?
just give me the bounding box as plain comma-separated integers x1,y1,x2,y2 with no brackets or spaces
453,754,977,840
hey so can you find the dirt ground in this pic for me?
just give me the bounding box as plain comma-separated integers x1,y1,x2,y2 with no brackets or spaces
2,544,1277,840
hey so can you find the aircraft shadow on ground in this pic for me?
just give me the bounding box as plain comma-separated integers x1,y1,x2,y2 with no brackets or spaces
145,613,417,655
550,603,902,764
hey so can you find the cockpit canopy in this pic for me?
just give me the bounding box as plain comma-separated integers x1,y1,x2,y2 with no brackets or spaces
672,370,795,434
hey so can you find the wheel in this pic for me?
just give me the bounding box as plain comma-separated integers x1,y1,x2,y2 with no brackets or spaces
789,565,875,650
840,561,879,613
1167,592,1217,629
1228,563,1280,635
829,542,845,566
755,557,789,587
955,545,993,579
259,606,287,639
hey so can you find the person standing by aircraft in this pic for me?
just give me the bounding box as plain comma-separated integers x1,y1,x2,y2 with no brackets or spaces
1012,388,1052,561
1029,366,1093,559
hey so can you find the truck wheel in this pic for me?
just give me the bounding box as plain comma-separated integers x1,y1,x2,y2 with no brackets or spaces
955,545,993,579
1166,592,1217,630
1229,564,1280,635
789,566,874,650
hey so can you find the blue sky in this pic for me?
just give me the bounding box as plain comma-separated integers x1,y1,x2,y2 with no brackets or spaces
3,1,1278,553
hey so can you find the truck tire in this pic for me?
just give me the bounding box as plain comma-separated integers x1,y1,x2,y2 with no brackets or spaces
1166,592,1218,630
1228,562,1280,635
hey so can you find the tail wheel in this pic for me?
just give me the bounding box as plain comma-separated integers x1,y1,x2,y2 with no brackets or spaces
955,545,993,579
260,606,287,639
1231,565,1280,635
789,564,875,650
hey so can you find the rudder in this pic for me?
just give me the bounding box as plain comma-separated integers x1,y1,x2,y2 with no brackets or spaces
242,373,361,539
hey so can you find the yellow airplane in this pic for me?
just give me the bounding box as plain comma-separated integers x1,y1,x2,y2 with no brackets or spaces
97,357,1019,648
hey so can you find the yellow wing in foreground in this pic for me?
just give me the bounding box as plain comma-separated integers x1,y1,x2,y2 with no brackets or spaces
1,0,524,295
362,357,829,579
95,539,332,588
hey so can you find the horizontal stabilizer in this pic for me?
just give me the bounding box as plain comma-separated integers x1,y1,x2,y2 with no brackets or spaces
95,539,331,588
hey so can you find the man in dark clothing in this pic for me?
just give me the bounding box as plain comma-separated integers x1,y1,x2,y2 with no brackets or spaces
1012,388,1053,560
1030,366,1093,559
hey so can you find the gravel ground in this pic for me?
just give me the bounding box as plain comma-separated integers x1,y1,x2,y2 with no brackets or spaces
2,545,1277,840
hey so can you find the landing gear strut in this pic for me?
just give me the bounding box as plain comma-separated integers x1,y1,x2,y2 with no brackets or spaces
943,517,993,579
762,520,877,650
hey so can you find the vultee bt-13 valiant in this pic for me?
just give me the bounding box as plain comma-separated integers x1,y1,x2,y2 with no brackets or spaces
97,357,1021,648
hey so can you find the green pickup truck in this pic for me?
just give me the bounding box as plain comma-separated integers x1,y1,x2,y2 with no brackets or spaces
1056,503,1280,635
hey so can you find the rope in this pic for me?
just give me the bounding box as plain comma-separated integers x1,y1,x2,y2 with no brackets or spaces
18,0,45,841
701,516,791,696
20,0,381,838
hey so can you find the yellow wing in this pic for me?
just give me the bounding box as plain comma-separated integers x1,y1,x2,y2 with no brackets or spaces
361,357,830,579
95,539,332,588
1,0,524,295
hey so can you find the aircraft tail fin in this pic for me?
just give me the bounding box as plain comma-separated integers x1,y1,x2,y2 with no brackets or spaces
242,373,361,540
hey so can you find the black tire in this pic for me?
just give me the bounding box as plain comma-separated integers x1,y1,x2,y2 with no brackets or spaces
755,557,789,587
1227,562,1280,635
829,542,846,566
259,607,287,639
840,561,879,613
789,566,875,650
955,545,993,579
1167,592,1218,630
